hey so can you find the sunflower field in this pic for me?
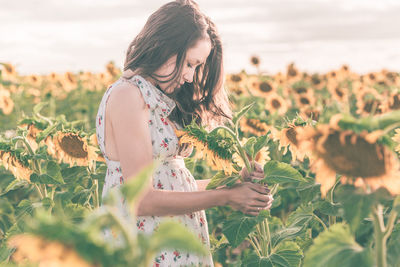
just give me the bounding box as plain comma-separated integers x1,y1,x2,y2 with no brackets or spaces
1,59,400,267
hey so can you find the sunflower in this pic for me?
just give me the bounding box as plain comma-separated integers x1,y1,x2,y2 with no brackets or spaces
46,131,98,168
0,88,14,115
0,63,17,81
265,93,289,116
327,81,349,103
286,63,302,82
105,61,121,77
299,107,321,122
26,74,43,87
355,87,383,116
0,151,32,181
297,117,400,197
225,72,248,95
271,123,308,162
175,128,235,174
239,118,271,136
247,77,276,97
295,91,316,110
380,91,400,113
24,123,42,152
59,72,78,92
8,234,94,267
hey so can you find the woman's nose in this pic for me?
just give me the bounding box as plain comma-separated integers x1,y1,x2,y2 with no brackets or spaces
183,69,195,83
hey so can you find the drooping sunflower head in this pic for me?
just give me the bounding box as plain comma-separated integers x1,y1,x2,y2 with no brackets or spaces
355,87,383,116
250,55,260,66
0,147,32,182
175,125,235,174
46,131,97,168
298,119,400,197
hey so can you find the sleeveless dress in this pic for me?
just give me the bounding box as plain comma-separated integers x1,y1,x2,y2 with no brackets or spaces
95,74,213,267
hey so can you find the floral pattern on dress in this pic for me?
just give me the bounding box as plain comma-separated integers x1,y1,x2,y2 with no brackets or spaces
96,74,213,267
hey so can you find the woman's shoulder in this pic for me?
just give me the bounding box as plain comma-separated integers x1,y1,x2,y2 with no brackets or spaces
107,75,146,114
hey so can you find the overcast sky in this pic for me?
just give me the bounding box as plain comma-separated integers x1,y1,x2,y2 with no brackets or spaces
1,0,400,75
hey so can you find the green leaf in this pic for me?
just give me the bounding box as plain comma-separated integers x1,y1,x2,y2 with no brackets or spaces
270,226,303,248
253,135,269,156
303,223,373,267
31,173,64,185
233,102,255,126
315,200,341,217
335,185,375,233
206,172,241,190
148,220,207,256
243,137,257,159
222,210,269,247
121,161,156,204
45,161,64,184
242,241,302,267
296,180,321,203
1,179,29,196
287,205,315,229
263,161,305,185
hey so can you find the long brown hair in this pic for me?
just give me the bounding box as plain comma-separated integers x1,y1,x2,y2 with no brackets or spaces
124,0,231,128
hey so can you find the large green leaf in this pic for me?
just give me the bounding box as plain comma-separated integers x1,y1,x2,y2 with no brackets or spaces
287,205,315,229
263,161,305,185
270,226,303,248
303,223,373,267
206,171,241,190
242,241,302,267
1,179,29,196
222,210,269,247
335,185,375,233
148,220,207,256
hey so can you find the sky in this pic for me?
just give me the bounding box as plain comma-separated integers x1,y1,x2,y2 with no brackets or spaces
1,0,400,75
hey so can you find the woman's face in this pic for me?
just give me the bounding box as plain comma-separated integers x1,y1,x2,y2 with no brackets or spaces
153,38,212,94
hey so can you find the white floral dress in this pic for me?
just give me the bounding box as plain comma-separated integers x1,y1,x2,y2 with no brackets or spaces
96,74,213,267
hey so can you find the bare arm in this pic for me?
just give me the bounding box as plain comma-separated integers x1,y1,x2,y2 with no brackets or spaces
108,82,272,217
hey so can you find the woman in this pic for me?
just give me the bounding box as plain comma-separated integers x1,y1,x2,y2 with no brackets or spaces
96,0,273,266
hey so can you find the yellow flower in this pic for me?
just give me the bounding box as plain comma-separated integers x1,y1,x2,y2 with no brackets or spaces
0,88,14,115
8,234,94,267
0,63,17,81
46,132,98,168
175,129,234,174
271,123,308,162
0,151,32,181
265,93,289,115
239,118,271,136
297,117,400,197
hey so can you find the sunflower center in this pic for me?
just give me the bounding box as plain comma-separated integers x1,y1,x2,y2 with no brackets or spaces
320,130,386,177
285,127,298,146
271,99,282,109
59,135,88,158
247,119,268,133
363,99,382,114
335,87,344,98
259,81,272,92
300,97,310,105
295,87,307,94
231,74,242,83
311,75,321,85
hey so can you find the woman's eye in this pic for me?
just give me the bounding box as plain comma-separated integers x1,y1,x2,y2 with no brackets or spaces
187,63,193,68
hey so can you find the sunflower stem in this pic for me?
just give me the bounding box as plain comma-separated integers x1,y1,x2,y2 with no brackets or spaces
372,204,387,267
247,235,262,258
34,184,44,199
313,213,328,231
93,179,99,209
264,218,272,255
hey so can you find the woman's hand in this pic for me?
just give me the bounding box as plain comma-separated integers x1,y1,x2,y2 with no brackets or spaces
240,161,264,183
225,182,273,216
